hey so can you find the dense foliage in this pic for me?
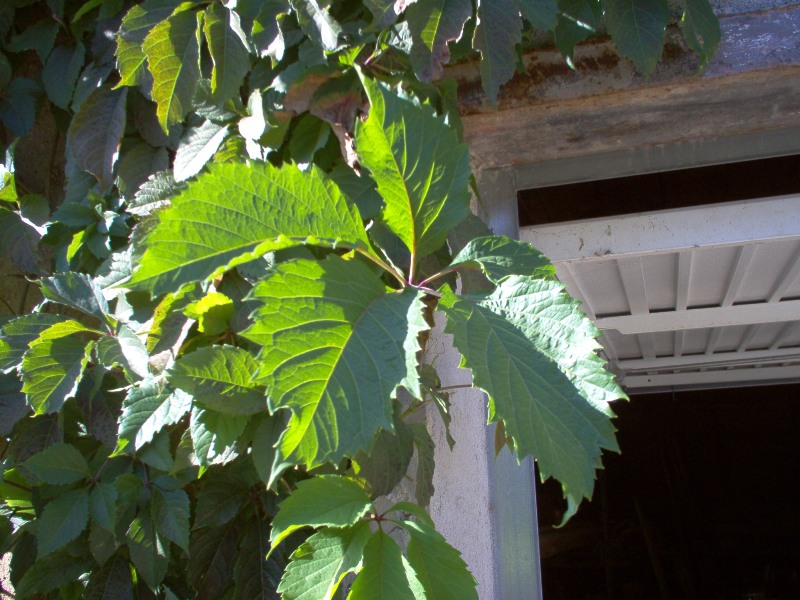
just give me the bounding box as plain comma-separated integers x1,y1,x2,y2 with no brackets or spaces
0,0,719,597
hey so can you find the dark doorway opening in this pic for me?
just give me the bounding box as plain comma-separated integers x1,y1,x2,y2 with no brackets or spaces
536,384,800,600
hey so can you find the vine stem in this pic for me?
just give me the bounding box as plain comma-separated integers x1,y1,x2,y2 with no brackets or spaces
356,248,407,287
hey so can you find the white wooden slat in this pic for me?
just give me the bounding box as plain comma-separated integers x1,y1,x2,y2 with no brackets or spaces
623,365,800,389
618,348,800,372
617,256,649,315
595,299,800,334
769,245,800,302
722,245,757,306
676,250,693,311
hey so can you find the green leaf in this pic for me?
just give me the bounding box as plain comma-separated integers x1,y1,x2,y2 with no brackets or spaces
89,482,118,533
194,478,248,529
398,518,478,600
85,556,134,600
67,86,128,190
278,522,371,600
0,53,10,90
38,488,90,557
251,414,283,486
126,509,170,589
152,484,190,551
42,43,86,109
604,0,669,74
115,0,182,88
0,313,64,373
405,0,471,81
19,193,50,226
190,406,247,466
288,114,330,165
0,372,28,436
252,0,289,59
183,291,234,335
270,475,373,549
204,4,251,102
143,8,202,132
244,257,427,473
21,335,93,414
0,205,40,273
289,0,343,51
448,235,556,283
354,418,414,498
128,161,371,296
14,546,93,598
440,279,622,506
473,0,523,103
116,324,150,379
517,0,558,30
554,0,601,62
89,522,118,566
173,119,229,182
8,18,59,61
233,516,284,600
409,423,435,507
127,170,186,217
356,77,470,263
348,529,421,600
0,77,41,139
139,430,174,470
168,346,264,416
118,379,192,451
681,0,720,67
189,520,241,599
117,141,170,199
40,271,110,321
23,442,91,484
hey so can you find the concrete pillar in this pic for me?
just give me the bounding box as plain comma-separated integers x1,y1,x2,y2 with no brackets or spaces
426,166,543,599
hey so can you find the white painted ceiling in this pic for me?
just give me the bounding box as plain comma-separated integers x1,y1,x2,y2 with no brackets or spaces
520,194,800,393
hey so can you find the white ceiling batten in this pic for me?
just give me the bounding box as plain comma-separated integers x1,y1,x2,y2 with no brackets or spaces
520,193,800,393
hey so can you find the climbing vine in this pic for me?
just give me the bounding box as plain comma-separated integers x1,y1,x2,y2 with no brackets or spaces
0,0,718,597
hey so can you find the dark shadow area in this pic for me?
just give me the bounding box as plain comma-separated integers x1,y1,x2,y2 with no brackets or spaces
536,384,800,600
518,154,800,227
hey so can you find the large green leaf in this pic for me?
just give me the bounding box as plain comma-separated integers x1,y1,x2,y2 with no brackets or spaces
348,529,422,600
189,519,241,599
14,545,93,598
473,0,522,103
117,378,192,451
127,170,185,217
270,475,373,548
203,4,251,102
440,279,622,507
173,119,229,182
243,256,427,473
398,519,477,600
38,489,90,557
233,516,284,600
355,78,471,269
409,423,435,507
85,556,134,600
517,0,558,30
40,271,110,322
89,482,118,533
143,8,202,132
168,345,265,416
67,86,128,191
278,522,371,600
151,483,190,552
0,77,41,137
289,0,343,51
681,0,720,67
0,313,64,373
405,0,471,81
23,442,91,484
554,0,602,62
0,372,28,436
126,509,170,589
127,162,371,296
190,406,247,466
21,334,93,414
354,417,414,498
115,0,182,88
42,43,85,109
604,0,670,74
447,235,556,283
